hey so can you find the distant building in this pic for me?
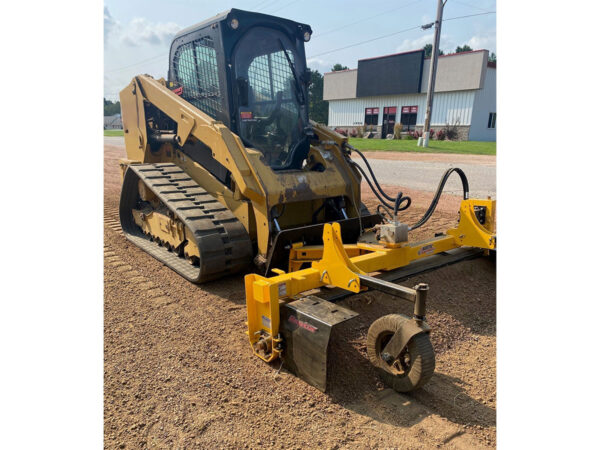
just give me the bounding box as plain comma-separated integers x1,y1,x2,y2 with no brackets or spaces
104,114,123,130
323,49,496,141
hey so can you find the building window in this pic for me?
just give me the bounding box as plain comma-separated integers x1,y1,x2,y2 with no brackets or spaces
487,112,496,129
364,107,380,127
400,105,418,132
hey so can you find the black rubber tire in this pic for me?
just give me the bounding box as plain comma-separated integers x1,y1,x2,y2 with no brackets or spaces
366,314,435,392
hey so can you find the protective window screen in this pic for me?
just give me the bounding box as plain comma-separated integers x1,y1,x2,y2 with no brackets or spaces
248,51,295,112
234,26,307,170
173,37,221,118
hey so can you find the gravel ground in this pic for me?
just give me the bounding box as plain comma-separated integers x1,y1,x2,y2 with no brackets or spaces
104,144,496,448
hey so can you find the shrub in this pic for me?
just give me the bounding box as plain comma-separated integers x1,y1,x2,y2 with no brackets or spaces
334,127,347,136
356,125,364,138
429,129,435,138
349,128,358,138
411,129,422,139
442,118,461,141
393,123,403,139
436,129,446,140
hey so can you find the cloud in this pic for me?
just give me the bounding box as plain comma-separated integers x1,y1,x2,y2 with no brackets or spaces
104,7,118,43
104,7,180,48
466,31,496,53
307,57,334,73
104,7,179,98
120,17,180,47
395,33,455,54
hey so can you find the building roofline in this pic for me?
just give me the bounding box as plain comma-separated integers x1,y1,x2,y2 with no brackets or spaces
424,49,488,60
323,68,358,75
358,49,423,62
322,49,493,76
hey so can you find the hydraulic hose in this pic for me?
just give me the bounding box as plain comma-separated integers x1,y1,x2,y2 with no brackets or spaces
409,167,470,231
345,144,411,215
343,143,470,231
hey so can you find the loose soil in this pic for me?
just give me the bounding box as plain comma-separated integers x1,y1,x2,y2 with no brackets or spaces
104,144,496,449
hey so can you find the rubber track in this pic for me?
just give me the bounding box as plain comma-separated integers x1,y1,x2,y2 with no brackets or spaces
119,163,253,283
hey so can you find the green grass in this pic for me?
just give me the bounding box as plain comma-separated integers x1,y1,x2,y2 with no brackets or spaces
104,129,124,136
347,137,496,155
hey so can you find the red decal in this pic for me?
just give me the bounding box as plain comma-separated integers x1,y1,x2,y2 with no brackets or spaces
288,315,317,333
172,87,183,96
418,244,434,255
240,111,253,120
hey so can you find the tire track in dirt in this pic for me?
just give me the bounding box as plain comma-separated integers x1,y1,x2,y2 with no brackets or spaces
104,143,495,448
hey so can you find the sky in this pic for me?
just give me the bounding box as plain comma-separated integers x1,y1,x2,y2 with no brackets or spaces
104,0,496,101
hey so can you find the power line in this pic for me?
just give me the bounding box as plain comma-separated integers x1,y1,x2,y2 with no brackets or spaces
309,25,422,58
452,0,495,14
105,53,167,73
313,0,422,39
308,11,495,59
105,10,496,75
253,0,274,9
444,11,496,22
268,0,299,14
258,0,279,12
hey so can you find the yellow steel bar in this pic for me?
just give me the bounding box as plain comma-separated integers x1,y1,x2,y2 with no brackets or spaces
245,198,496,363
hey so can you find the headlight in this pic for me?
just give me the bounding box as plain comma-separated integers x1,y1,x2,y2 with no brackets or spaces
230,18,239,30
303,31,311,42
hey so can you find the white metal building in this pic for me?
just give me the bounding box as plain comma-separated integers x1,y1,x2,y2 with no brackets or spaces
323,49,496,141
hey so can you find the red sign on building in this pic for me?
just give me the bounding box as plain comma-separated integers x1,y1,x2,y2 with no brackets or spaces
410,105,418,113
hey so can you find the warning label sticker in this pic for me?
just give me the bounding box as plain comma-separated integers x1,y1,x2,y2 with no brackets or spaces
240,111,254,121
261,315,271,328
278,283,287,297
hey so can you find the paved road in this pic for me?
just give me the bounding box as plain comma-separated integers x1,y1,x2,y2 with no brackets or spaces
105,136,495,198
353,157,496,199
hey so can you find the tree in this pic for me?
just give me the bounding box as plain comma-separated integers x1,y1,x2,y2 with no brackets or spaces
330,63,349,72
488,52,496,63
423,44,444,58
307,69,328,124
104,98,121,116
455,44,473,54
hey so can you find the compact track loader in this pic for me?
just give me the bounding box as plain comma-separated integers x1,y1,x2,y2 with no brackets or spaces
119,9,496,393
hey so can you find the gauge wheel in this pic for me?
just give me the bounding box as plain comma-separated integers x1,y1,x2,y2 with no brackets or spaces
366,314,435,392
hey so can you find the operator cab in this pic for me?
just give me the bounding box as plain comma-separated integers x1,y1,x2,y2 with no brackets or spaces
168,9,313,170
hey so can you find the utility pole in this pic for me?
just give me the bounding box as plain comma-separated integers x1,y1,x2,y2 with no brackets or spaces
420,0,445,148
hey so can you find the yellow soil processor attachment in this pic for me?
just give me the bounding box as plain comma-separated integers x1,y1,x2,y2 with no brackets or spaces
118,9,496,393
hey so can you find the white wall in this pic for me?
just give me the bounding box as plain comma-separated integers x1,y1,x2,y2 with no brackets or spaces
323,69,358,100
327,90,476,128
421,50,488,92
469,67,496,141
